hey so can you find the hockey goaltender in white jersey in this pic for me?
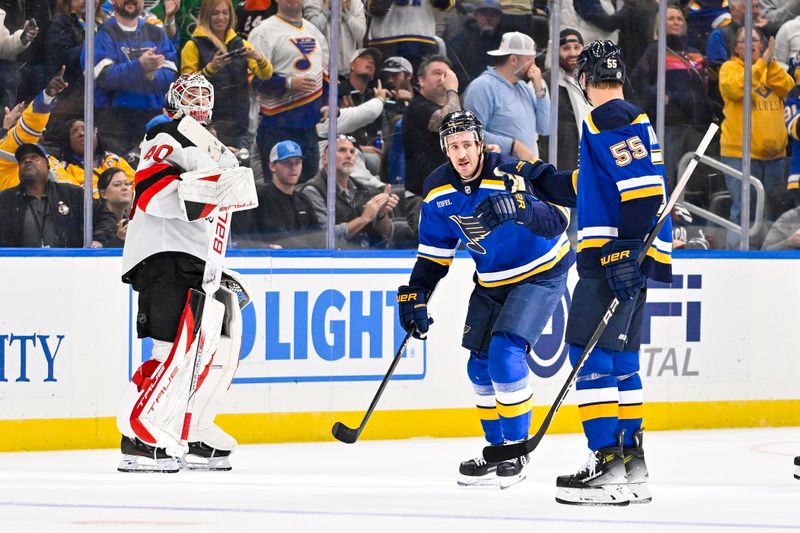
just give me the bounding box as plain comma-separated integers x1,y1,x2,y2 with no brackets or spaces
117,73,257,473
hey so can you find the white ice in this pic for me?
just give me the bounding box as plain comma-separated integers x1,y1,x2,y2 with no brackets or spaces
0,427,798,533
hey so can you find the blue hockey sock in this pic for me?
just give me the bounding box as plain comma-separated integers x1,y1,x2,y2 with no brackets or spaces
489,332,532,442
570,344,619,451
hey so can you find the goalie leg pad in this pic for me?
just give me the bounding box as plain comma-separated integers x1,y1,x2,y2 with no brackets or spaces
118,289,224,457
187,285,242,454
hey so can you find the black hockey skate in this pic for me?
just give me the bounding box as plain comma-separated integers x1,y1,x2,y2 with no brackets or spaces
179,441,233,471
496,453,529,489
623,428,652,503
457,456,501,487
555,438,632,506
117,435,180,473
794,456,799,480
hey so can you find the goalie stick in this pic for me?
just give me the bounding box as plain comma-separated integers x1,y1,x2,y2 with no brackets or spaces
482,122,720,463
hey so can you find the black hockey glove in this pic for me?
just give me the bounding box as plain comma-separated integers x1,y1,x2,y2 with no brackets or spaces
494,159,556,193
397,285,433,339
600,239,645,301
474,192,535,231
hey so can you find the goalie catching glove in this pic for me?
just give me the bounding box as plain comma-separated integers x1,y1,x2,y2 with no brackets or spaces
397,285,434,339
494,159,555,193
600,239,645,301
475,191,537,231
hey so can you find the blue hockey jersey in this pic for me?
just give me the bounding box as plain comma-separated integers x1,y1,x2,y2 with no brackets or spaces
531,99,673,283
411,152,574,290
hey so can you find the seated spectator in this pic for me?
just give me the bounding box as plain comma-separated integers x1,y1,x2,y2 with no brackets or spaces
632,4,712,188
43,0,90,126
304,0,367,76
0,9,37,109
403,55,460,235
0,144,116,247
83,0,178,155
720,30,794,245
761,204,800,250
685,0,731,52
339,48,384,143
50,119,135,197
464,32,549,161
300,135,398,249
447,0,503,89
233,140,320,248
180,0,273,148
775,14,800,68
541,28,591,171
97,167,133,248
366,0,452,74
0,69,69,191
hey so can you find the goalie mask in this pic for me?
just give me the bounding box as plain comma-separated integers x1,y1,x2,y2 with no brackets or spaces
166,73,215,124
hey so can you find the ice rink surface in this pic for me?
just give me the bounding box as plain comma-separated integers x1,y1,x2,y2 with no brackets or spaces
0,427,798,533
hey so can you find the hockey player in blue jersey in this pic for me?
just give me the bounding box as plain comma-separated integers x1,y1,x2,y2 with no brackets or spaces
784,52,800,204
396,110,574,488
494,40,673,505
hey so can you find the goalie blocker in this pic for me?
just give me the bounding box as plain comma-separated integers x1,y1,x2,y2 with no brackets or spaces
117,256,252,473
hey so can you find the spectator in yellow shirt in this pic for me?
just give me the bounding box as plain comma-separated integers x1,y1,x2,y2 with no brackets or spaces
719,29,795,245
50,119,135,199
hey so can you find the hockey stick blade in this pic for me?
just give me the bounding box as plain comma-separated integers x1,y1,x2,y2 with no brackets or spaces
482,123,720,463
331,327,417,444
331,422,360,444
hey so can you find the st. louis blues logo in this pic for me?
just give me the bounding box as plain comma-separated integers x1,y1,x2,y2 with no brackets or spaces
450,214,490,254
291,38,317,71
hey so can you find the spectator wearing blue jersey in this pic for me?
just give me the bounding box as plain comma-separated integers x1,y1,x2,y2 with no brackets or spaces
464,32,550,162
83,0,178,155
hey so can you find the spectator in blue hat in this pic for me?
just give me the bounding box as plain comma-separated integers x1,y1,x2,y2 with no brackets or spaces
0,143,116,247
232,140,321,248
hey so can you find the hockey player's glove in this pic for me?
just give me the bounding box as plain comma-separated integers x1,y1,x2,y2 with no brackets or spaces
475,192,536,231
600,239,645,301
494,159,556,193
397,285,434,339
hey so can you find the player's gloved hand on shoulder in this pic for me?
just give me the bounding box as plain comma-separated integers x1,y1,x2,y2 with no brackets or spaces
397,285,434,339
494,159,555,193
475,191,536,231
600,239,645,301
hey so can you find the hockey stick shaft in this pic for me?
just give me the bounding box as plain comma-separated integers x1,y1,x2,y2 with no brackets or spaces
483,122,719,463
332,328,416,443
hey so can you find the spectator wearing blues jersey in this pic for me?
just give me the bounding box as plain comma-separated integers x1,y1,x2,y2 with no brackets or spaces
83,0,178,155
248,0,329,183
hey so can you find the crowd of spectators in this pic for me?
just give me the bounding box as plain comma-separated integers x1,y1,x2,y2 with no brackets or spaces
2,0,800,250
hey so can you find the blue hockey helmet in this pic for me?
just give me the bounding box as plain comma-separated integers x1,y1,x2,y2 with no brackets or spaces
439,110,484,153
574,39,626,87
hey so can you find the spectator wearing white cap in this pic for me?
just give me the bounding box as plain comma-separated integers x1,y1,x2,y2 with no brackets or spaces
304,0,367,76
463,31,550,161
232,140,320,248
447,0,504,89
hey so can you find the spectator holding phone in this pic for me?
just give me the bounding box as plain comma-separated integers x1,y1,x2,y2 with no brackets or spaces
96,167,132,247
181,0,272,148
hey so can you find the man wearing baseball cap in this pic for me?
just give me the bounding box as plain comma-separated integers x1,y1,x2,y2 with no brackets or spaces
233,140,319,248
463,31,550,161
0,143,116,247
232,140,319,248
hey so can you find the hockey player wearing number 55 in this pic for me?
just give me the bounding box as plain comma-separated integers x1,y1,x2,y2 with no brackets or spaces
396,110,574,488
495,40,673,505
117,73,256,473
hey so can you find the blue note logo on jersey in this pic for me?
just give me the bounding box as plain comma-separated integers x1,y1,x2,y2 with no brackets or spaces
291,38,317,71
449,214,489,254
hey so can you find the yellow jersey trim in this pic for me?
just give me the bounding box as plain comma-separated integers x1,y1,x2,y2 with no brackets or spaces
424,184,457,203
477,241,571,288
417,254,454,266
620,185,665,202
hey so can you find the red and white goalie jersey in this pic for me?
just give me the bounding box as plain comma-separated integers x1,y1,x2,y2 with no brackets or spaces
122,117,239,278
